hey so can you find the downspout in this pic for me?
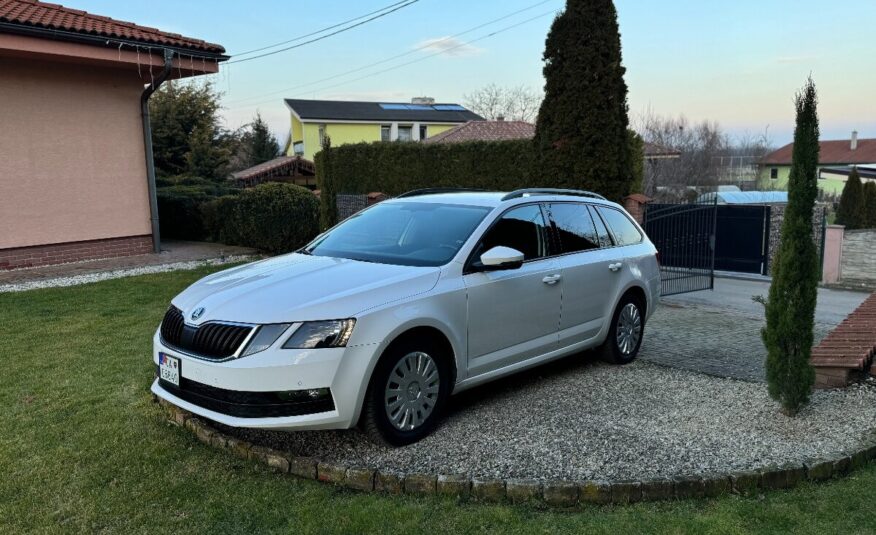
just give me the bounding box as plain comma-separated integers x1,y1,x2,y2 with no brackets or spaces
141,48,175,253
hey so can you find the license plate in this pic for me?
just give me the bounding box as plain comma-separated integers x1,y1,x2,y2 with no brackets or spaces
159,353,180,387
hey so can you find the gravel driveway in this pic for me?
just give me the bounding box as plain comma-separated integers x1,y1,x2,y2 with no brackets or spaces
225,357,876,482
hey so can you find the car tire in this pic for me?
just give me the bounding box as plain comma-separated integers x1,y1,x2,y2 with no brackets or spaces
598,293,645,365
361,337,451,447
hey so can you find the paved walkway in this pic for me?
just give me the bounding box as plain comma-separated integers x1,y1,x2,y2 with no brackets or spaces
640,278,869,382
0,241,257,286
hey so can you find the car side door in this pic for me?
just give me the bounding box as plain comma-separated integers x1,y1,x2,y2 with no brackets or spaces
547,202,619,346
463,204,561,376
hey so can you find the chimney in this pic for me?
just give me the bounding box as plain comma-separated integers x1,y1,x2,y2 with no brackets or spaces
851,130,858,150
411,96,434,105
496,115,505,122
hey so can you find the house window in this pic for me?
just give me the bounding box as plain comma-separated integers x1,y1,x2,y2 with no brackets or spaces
398,125,413,142
318,124,326,146
419,124,428,140
381,125,391,142
770,168,778,180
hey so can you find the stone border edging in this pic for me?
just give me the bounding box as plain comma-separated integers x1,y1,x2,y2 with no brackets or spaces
156,399,876,507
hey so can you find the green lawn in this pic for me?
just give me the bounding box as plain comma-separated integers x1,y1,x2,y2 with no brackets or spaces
1,266,875,534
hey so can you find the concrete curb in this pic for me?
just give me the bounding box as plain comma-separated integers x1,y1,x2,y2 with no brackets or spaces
156,398,876,508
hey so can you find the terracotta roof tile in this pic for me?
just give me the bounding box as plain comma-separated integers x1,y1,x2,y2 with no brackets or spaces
760,138,876,165
422,120,535,144
231,156,315,180
0,0,224,53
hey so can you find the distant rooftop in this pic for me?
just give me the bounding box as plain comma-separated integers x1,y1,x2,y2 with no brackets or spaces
761,137,876,165
285,98,483,123
0,0,225,54
423,120,535,144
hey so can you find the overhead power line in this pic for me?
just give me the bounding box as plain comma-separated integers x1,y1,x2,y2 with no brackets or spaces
224,0,420,65
224,0,558,106
231,0,414,57
226,7,560,111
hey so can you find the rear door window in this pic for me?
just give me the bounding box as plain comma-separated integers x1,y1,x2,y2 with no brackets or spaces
549,203,600,254
587,205,614,248
597,207,643,246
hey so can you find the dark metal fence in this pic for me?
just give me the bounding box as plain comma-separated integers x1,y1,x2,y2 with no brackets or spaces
643,198,717,296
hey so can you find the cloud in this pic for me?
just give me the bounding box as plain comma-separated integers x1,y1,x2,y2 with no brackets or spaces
775,55,820,64
415,36,482,57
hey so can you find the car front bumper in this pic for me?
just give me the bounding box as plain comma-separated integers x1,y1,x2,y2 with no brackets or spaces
151,330,379,431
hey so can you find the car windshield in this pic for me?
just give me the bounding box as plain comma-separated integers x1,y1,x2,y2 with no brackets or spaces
303,201,492,267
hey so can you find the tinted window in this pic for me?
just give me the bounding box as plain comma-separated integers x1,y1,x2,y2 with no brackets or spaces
305,202,490,267
475,204,548,262
587,205,614,247
597,207,643,246
549,203,599,253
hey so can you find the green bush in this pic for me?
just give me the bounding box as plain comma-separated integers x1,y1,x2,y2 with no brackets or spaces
864,181,876,228
210,183,319,253
836,167,866,229
156,178,237,240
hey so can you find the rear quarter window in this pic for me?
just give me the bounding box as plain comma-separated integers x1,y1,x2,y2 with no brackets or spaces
597,207,643,246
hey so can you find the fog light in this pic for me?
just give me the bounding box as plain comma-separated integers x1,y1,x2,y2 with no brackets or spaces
275,388,330,402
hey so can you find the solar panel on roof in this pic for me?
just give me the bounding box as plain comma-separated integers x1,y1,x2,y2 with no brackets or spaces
379,103,408,110
432,104,466,111
406,104,433,110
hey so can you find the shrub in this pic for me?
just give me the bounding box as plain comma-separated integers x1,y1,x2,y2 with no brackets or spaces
156,178,237,240
861,180,876,228
836,167,866,229
761,77,819,416
210,183,319,253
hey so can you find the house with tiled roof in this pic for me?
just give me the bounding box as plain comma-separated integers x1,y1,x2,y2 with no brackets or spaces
758,132,876,193
422,119,535,144
0,0,226,269
285,97,483,160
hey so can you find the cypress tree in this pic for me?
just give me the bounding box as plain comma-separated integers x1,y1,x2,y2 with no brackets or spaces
245,112,281,168
863,180,876,228
761,77,819,416
836,168,866,229
534,0,634,201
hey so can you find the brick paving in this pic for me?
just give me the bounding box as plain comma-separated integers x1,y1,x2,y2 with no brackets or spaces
0,240,257,286
641,302,834,382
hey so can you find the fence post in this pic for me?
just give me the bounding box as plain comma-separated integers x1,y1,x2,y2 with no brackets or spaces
821,224,845,284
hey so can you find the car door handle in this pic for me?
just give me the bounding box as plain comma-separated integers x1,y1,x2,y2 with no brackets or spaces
542,274,562,285
608,262,623,272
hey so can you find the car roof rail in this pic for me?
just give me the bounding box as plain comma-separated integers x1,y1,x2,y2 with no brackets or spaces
396,188,488,198
501,188,607,201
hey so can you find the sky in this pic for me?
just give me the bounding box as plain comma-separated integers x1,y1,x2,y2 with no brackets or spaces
74,0,876,146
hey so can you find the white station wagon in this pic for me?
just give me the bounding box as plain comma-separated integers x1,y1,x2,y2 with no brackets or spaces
153,189,660,445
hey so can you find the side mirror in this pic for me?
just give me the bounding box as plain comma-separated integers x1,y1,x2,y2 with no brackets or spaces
477,246,525,271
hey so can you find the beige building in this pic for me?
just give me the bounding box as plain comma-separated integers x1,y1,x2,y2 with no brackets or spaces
0,0,225,269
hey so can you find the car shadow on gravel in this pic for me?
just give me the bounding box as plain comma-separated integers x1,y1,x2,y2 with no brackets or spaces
445,349,604,416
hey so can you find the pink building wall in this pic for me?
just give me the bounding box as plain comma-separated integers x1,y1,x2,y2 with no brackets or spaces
822,224,845,284
0,57,152,249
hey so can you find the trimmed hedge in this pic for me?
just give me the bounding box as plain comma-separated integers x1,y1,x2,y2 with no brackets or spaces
156,177,237,240
207,183,319,254
315,136,643,228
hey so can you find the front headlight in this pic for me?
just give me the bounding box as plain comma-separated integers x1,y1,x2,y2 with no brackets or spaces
239,323,291,357
282,319,356,349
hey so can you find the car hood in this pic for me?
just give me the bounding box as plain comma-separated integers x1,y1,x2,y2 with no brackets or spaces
171,253,441,325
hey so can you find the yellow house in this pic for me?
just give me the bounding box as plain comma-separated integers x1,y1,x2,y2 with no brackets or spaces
285,98,484,160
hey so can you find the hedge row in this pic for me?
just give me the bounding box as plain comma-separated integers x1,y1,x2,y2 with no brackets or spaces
315,137,643,228
157,180,319,254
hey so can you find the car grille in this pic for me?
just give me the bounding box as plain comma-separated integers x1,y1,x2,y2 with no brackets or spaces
160,306,253,360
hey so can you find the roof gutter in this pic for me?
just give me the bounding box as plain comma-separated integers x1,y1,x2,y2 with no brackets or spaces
141,48,174,254
0,21,228,60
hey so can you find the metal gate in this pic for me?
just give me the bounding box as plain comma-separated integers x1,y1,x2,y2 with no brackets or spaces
714,205,771,275
643,199,717,296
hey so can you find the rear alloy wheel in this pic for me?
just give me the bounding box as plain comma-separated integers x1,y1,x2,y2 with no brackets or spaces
599,295,645,364
362,340,449,446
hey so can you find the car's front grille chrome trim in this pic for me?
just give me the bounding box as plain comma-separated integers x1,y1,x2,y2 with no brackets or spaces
159,306,255,361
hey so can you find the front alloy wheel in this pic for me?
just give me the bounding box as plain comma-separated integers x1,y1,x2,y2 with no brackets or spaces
362,339,449,446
